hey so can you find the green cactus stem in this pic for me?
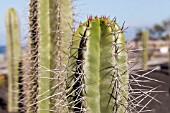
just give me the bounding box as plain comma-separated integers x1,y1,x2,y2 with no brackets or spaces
6,8,21,113
67,17,129,113
142,31,149,70
28,0,73,112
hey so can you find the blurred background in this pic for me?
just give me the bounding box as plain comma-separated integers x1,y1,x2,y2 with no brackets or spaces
1,0,170,113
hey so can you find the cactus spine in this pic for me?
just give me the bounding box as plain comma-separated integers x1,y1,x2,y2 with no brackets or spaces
29,0,73,112
67,17,129,113
142,31,149,70
29,0,39,112
18,50,30,113
6,8,21,112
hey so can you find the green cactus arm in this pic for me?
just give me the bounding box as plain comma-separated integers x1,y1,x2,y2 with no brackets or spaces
142,31,149,70
67,17,129,113
6,8,20,113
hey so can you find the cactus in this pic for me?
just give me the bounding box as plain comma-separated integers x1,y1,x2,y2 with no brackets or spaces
18,56,24,113
28,0,73,112
67,17,129,113
142,31,149,70
28,1,39,112
6,8,21,113
18,50,30,113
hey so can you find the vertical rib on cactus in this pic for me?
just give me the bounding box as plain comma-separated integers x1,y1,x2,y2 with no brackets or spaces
67,17,129,113
142,31,149,70
49,0,73,112
18,53,26,113
38,0,51,112
29,0,39,112
6,8,20,113
18,50,30,113
28,0,73,112
39,0,73,112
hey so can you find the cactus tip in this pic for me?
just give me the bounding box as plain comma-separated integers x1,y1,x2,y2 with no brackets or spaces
100,16,107,21
103,15,107,20
88,16,93,21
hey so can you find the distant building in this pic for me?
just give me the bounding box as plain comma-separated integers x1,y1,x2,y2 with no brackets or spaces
130,37,169,59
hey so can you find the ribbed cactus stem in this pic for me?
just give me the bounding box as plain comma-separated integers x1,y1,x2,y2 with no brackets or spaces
142,31,149,70
29,0,73,112
67,17,129,113
29,0,39,112
38,0,51,111
6,8,20,113
18,50,30,113
49,0,73,112
18,53,25,113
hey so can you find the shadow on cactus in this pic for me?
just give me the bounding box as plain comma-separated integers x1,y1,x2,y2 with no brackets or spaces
66,16,162,113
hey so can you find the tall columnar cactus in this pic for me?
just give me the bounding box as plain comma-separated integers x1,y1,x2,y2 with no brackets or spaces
142,31,149,70
67,17,129,113
6,8,21,113
28,0,73,112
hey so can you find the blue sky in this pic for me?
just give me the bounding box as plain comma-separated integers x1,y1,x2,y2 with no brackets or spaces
1,0,170,45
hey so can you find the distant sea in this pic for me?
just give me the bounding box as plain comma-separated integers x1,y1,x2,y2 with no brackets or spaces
0,46,6,55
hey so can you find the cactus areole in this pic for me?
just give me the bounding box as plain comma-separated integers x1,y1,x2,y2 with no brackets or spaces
67,17,129,113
